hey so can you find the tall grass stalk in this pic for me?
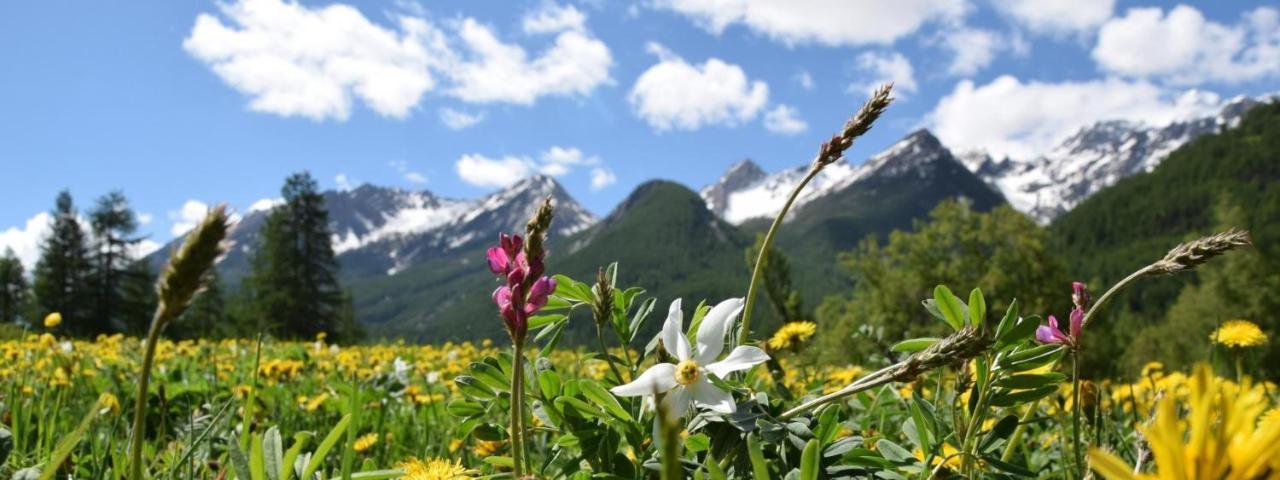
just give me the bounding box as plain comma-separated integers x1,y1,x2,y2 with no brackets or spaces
739,84,893,346
127,205,229,480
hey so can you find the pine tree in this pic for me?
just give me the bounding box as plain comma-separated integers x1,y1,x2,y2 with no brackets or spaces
745,234,806,325
89,191,143,333
0,248,28,324
118,258,158,335
175,269,225,339
245,172,350,340
33,190,93,335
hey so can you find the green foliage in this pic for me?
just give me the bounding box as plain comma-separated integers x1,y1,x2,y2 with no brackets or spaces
32,190,93,335
243,172,357,341
0,249,28,324
1050,101,1280,377
816,200,1066,361
745,233,805,324
89,190,146,334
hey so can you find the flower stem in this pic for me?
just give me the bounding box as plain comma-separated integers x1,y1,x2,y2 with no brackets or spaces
510,342,526,478
128,311,167,480
740,165,822,346
779,363,897,420
596,324,626,383
1071,352,1084,477
1001,398,1041,462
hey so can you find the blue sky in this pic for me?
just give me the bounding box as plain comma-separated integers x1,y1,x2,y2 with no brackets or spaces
2,0,1277,267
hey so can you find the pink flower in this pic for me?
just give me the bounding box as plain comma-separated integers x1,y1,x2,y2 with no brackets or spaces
1072,282,1090,310
486,233,555,340
1036,309,1083,347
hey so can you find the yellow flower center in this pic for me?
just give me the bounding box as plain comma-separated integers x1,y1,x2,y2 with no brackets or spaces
674,359,700,385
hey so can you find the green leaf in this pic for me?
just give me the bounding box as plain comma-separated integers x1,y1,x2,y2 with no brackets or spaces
982,455,1036,476
250,433,267,480
552,275,593,303
537,369,562,399
933,285,966,331
994,299,1020,341
445,399,485,418
454,375,496,401
998,313,1041,347
875,439,917,464
994,372,1067,389
891,337,939,353
228,440,253,480
979,415,1019,452
746,434,770,479
38,404,102,480
527,313,565,330
301,414,351,480
685,433,711,453
705,454,728,480
469,362,510,393
999,345,1066,372
968,288,986,328
348,470,407,480
989,385,1059,407
280,432,313,480
483,456,515,468
799,439,820,480
579,381,632,422
262,427,283,480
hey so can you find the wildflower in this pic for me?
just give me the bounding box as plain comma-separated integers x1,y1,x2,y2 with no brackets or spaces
472,439,502,457
610,298,770,414
398,457,474,480
1090,364,1280,479
1140,361,1164,379
1210,319,1268,348
1036,308,1082,348
767,321,817,351
43,312,62,328
353,433,378,453
1071,281,1089,310
486,233,555,341
97,392,121,416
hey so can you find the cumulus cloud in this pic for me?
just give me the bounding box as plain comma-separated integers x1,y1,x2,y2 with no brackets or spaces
455,145,612,189
390,160,428,184
169,200,212,236
335,173,355,191
184,0,612,120
589,167,617,191
455,154,537,188
137,212,154,226
1093,5,1280,85
763,104,808,135
628,43,769,131
650,0,966,46
927,75,1223,160
991,0,1114,35
0,212,52,270
443,6,612,105
438,107,484,130
248,198,284,213
183,0,442,121
940,28,1007,76
794,70,815,90
849,51,918,97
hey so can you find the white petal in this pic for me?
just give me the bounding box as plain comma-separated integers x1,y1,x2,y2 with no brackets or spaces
661,298,691,360
689,378,735,414
610,363,677,397
694,297,744,364
706,346,770,378
660,385,692,416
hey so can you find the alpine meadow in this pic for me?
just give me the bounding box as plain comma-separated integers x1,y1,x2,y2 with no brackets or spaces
2,1,1280,479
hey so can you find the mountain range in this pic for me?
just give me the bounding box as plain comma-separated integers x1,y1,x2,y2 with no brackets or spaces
148,97,1274,340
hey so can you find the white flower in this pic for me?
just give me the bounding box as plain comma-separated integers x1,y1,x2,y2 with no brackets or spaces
610,298,770,414
393,357,413,383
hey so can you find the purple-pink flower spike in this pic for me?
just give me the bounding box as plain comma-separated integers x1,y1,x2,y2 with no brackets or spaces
487,232,555,341
1035,282,1090,349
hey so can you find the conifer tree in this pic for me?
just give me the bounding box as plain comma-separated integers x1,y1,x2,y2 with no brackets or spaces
0,248,27,324
245,172,351,339
33,190,93,335
176,269,225,339
119,258,158,335
89,191,143,333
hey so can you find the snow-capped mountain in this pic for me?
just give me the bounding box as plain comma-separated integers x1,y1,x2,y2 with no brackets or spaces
961,96,1266,223
700,129,960,224
150,175,596,280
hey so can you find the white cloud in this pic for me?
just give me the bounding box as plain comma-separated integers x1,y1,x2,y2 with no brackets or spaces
522,3,586,34
455,154,537,188
183,0,442,121
794,70,815,90
650,0,966,46
248,198,284,213
443,10,612,105
170,200,212,237
335,173,355,191
763,104,808,135
438,107,484,130
0,212,52,270
184,0,613,120
941,28,1003,76
1093,5,1280,85
927,75,1222,159
137,212,154,226
130,239,163,259
628,43,769,131
589,167,617,191
849,51,917,97
991,0,1114,35
389,160,428,184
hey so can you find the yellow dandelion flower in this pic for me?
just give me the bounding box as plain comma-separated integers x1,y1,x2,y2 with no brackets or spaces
1090,364,1280,479
768,321,817,351
1140,361,1164,379
97,392,121,415
43,312,62,328
1210,319,1268,348
353,433,378,453
398,457,473,479
448,438,463,453
472,439,502,457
